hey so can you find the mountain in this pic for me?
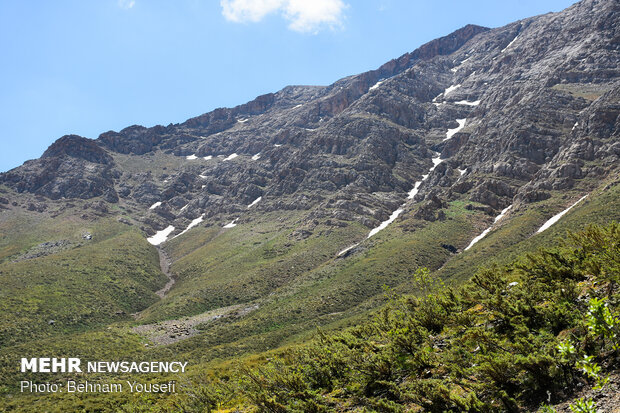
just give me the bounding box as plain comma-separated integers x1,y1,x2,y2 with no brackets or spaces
0,0,618,411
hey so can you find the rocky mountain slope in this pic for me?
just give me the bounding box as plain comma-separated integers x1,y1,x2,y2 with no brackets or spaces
0,0,618,410
2,1,617,245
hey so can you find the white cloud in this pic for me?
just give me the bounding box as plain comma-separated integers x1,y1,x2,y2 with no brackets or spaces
118,0,135,9
220,0,347,33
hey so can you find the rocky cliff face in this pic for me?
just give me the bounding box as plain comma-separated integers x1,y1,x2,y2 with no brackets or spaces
1,0,618,240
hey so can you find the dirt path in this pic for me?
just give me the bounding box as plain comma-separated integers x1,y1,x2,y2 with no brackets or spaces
155,248,175,298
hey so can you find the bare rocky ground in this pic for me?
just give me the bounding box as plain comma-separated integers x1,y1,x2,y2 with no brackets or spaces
549,373,620,412
131,303,259,346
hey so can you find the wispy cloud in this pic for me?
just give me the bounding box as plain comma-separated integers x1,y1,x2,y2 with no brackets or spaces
221,0,347,33
118,0,135,10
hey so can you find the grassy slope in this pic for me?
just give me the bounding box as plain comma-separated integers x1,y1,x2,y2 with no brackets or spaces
0,210,167,407
0,173,618,411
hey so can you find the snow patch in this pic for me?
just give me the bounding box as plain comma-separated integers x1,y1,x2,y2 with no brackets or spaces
369,79,385,91
445,119,467,141
407,156,442,199
368,208,404,238
180,204,189,212
147,225,175,245
173,215,204,239
274,144,282,147
252,153,261,160
293,104,303,108
149,201,162,210
454,100,480,106
223,218,238,229
247,196,262,208
223,153,238,161
464,205,513,251
444,84,461,96
458,168,467,176
407,181,424,200
203,155,213,160
367,154,442,239
186,154,198,160
572,122,579,131
501,35,519,53
338,243,359,256
237,118,249,123
537,195,587,233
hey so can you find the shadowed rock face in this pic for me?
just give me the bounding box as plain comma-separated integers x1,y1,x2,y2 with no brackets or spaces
1,135,119,201
1,0,618,235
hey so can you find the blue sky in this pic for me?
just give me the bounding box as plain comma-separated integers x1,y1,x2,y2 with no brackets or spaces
0,0,577,173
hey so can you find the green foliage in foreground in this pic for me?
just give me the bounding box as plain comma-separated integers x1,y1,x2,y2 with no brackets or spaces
166,222,619,412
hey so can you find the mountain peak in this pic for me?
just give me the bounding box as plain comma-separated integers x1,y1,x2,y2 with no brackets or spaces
42,134,112,165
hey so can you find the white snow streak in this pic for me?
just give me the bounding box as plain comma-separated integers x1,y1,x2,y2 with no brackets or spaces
223,153,238,161
293,104,303,108
501,35,519,53
454,100,480,106
445,119,467,141
186,154,198,160
444,84,461,96
367,208,404,238
407,181,424,200
338,243,359,256
237,118,248,123
274,144,282,147
180,204,189,212
572,122,578,131
147,225,175,245
465,205,513,251
173,215,204,239
433,85,462,104
252,153,261,160
223,218,238,229
458,168,467,176
537,195,587,233
408,155,442,199
368,154,443,239
204,155,213,160
369,79,384,91
247,196,262,208
149,201,162,210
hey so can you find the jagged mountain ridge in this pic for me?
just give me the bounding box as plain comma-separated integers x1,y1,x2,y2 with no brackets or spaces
1,0,618,243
